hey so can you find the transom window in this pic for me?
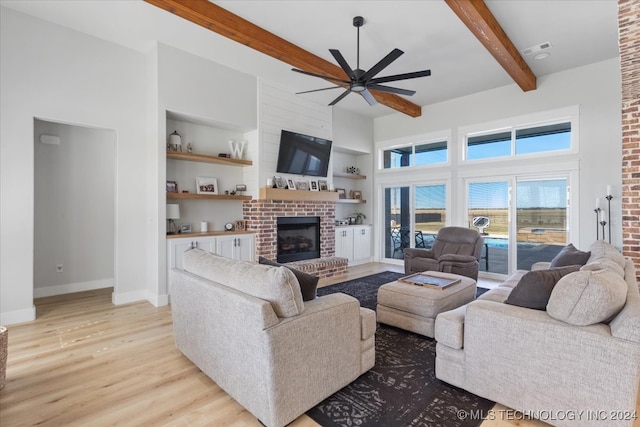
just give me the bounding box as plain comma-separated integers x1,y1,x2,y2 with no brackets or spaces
382,140,447,169
465,121,571,161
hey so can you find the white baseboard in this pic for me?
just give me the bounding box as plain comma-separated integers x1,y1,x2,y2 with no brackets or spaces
0,305,36,326
34,278,113,298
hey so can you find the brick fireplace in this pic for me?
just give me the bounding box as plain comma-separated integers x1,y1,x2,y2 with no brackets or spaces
243,199,337,261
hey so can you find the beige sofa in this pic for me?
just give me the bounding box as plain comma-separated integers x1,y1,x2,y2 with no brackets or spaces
435,240,640,426
170,249,376,427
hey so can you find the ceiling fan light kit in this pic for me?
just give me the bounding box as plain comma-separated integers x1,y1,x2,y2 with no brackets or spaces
293,15,431,108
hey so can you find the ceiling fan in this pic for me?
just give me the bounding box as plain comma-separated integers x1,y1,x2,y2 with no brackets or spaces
292,16,431,107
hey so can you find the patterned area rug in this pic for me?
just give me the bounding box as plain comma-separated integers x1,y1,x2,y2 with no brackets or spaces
308,272,494,427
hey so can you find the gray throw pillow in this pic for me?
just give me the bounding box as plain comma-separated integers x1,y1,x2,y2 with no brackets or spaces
505,265,581,310
549,243,591,268
258,256,318,301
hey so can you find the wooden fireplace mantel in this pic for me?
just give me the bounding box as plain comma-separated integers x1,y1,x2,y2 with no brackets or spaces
259,187,339,202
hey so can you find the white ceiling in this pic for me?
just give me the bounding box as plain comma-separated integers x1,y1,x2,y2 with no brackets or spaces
1,0,620,119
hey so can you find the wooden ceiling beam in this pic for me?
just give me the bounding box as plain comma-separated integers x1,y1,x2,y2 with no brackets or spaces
144,0,423,117
445,0,536,91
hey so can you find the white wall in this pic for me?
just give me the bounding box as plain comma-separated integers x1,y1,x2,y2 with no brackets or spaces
1,7,147,324
374,58,622,253
34,120,115,297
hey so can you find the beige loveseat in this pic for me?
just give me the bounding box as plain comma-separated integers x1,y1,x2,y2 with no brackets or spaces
170,249,376,427
435,240,640,426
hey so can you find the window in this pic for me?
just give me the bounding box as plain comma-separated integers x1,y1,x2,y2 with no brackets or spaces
383,140,447,169
465,121,572,160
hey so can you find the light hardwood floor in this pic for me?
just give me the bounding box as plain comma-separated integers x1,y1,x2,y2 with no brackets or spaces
0,263,637,426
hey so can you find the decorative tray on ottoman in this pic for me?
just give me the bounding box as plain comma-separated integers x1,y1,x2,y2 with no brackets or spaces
398,273,461,290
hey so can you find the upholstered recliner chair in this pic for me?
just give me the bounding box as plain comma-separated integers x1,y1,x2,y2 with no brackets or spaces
404,226,484,280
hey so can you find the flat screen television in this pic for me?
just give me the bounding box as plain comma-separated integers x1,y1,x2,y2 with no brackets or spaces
276,130,332,177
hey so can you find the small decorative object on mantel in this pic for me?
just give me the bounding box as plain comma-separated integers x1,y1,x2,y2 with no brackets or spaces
346,166,360,175
295,180,310,191
336,188,347,199
196,176,218,195
287,178,296,190
318,179,328,191
234,220,246,231
167,130,182,152
309,180,319,191
350,190,362,200
228,139,247,159
274,176,286,189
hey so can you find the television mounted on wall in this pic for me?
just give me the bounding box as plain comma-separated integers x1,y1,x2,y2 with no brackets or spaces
276,130,332,177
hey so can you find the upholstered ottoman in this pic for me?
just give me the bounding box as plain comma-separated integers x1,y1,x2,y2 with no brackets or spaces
376,272,476,337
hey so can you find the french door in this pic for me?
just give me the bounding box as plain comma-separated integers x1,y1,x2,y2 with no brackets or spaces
467,175,569,277
383,184,446,260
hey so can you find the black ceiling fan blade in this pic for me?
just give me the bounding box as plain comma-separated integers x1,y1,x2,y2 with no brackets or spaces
296,86,342,95
291,68,350,84
368,84,416,96
329,49,356,80
369,69,431,85
360,48,404,82
328,89,352,106
360,89,378,106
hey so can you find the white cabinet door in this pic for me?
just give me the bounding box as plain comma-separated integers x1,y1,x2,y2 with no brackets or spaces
168,236,216,270
334,227,354,261
216,234,255,261
352,225,372,264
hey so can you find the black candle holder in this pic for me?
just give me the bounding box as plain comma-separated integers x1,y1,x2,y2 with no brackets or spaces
594,208,601,240
600,220,607,241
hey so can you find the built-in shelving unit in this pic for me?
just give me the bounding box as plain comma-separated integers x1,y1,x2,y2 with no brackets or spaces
167,151,252,166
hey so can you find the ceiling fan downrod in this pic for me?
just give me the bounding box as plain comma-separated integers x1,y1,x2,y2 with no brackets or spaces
354,16,363,72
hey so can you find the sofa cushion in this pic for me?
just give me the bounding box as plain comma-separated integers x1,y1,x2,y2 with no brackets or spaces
587,240,626,269
258,256,318,301
580,258,625,278
183,249,304,318
547,269,627,326
549,243,590,268
505,265,581,310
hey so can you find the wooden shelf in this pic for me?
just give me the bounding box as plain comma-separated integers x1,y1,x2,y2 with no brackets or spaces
167,151,252,166
260,187,339,202
167,193,251,201
333,172,366,180
166,230,256,239
336,199,366,204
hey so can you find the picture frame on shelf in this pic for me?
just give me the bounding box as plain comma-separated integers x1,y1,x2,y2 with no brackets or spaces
274,175,286,189
196,176,218,195
350,190,362,200
287,178,297,190
166,180,178,193
295,180,310,191
336,188,347,199
309,180,319,191
318,179,328,191
180,224,192,233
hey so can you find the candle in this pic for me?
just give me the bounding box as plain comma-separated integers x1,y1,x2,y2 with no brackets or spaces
600,209,606,222
595,198,600,210
607,185,612,196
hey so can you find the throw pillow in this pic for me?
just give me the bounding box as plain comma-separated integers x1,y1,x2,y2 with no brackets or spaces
547,269,627,326
587,240,626,269
505,265,580,310
549,243,591,268
258,256,318,301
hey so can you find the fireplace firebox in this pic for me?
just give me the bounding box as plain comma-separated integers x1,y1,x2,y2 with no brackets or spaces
277,216,320,263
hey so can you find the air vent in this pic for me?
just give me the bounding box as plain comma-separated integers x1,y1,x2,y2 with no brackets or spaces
521,42,552,56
